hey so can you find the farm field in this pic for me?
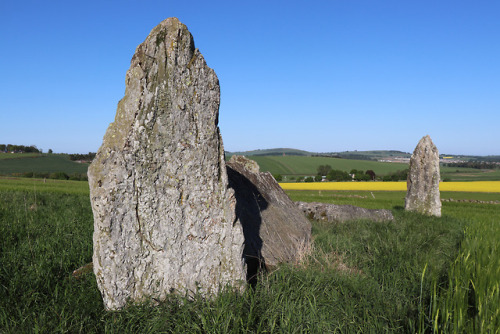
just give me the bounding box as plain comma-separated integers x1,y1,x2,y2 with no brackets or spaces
247,155,406,177
0,154,88,175
440,167,500,181
2,153,499,182
286,189,500,333
0,178,498,332
0,177,90,194
238,155,500,182
0,153,42,160
280,181,500,193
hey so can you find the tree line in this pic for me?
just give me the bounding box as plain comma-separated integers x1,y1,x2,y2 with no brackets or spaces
274,165,408,182
316,164,407,182
68,153,96,161
316,165,376,181
443,161,499,169
0,144,40,153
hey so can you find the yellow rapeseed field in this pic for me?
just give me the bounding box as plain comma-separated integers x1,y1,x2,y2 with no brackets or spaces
279,181,500,193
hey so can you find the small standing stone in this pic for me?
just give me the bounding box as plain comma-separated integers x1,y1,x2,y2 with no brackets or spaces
405,135,441,216
88,18,245,310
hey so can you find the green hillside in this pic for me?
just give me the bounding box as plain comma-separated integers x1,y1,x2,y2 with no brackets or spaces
315,150,411,160
2,151,499,182
243,155,408,176
234,155,500,181
0,154,89,175
226,148,310,157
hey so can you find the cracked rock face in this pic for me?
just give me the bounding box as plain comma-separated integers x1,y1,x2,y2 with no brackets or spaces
404,135,441,217
88,17,245,310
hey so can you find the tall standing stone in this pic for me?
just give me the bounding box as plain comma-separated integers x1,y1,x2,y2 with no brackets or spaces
405,135,441,216
88,17,245,310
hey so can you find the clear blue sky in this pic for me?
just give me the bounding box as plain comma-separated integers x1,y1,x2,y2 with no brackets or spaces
1,0,499,155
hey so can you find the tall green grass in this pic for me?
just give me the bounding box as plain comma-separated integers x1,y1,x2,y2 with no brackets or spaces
0,190,101,332
1,181,495,332
419,206,500,333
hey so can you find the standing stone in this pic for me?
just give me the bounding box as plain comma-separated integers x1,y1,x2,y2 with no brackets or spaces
405,135,441,216
88,17,245,310
226,156,312,281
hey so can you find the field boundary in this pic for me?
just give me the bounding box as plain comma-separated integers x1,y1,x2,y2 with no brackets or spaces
280,181,500,193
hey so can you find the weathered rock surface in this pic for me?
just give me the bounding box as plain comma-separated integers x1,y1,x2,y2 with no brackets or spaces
226,156,312,279
88,17,245,310
405,135,441,217
296,201,394,223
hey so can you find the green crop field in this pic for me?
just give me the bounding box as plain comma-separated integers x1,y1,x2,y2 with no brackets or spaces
2,153,498,183
0,177,90,194
0,153,42,160
1,178,498,332
246,155,407,176
231,155,500,181
441,167,500,181
0,154,89,175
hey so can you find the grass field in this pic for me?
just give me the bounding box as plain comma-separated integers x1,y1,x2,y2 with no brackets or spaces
286,189,500,333
0,177,90,194
2,153,499,182
0,154,88,175
0,178,498,332
247,155,406,177
0,153,42,160
440,167,500,181
235,155,500,181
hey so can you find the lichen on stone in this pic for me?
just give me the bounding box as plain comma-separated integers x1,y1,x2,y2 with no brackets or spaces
88,17,246,310
404,135,441,217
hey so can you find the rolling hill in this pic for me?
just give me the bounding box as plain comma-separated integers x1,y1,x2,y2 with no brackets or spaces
0,154,89,175
2,149,499,182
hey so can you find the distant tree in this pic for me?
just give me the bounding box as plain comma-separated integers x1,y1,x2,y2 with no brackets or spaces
2,144,40,153
317,164,332,176
365,170,376,181
360,173,371,181
24,145,40,153
296,176,304,182
48,149,53,154
49,172,69,180
349,169,369,181
304,176,314,182
274,174,283,182
382,169,408,181
327,169,350,181
314,175,322,182
69,152,96,161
